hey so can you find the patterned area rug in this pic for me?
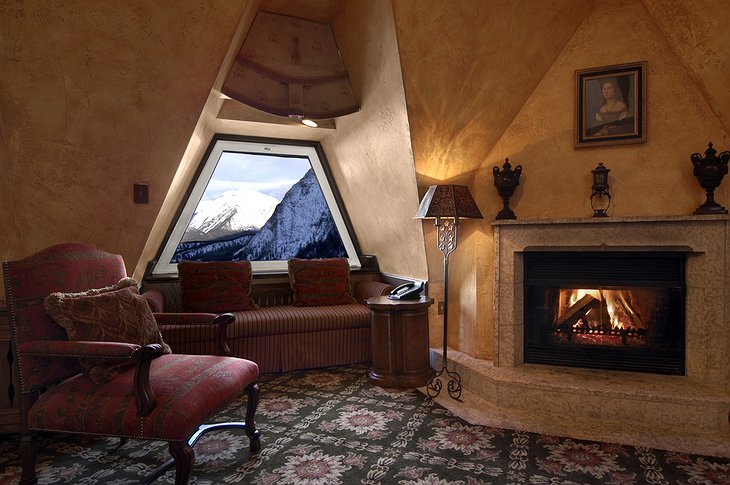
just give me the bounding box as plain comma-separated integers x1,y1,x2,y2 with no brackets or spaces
0,364,728,484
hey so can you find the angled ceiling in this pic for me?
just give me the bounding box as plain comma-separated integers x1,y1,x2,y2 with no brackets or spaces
258,0,342,23
392,0,592,182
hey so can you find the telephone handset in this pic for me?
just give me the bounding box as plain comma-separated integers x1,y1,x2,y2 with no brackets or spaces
388,281,425,300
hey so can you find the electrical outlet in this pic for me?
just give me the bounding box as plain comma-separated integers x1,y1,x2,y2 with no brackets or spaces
437,301,444,315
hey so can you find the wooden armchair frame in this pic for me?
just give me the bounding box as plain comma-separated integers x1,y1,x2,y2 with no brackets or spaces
3,244,261,485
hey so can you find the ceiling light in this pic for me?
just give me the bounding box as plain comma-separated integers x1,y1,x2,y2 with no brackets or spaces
301,119,318,128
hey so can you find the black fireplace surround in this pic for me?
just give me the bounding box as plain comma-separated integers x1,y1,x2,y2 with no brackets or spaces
523,250,686,375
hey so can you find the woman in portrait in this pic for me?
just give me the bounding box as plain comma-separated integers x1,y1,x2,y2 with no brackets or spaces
588,77,633,137
595,78,628,123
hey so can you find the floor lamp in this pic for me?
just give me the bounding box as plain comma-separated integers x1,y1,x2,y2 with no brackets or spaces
416,185,483,400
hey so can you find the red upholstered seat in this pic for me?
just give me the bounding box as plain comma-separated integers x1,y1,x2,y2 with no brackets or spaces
3,243,261,485
27,354,258,440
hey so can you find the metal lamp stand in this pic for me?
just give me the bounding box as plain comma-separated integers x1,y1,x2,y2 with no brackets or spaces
426,217,463,401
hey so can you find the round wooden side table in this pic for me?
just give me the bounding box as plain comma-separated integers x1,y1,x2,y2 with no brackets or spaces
366,295,433,388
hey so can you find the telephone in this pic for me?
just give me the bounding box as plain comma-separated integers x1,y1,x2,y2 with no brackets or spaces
388,281,425,300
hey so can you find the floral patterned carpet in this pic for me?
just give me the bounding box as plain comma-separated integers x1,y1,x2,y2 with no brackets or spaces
0,364,728,484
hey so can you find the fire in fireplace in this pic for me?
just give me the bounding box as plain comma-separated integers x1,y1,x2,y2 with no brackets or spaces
524,251,685,375
555,288,659,342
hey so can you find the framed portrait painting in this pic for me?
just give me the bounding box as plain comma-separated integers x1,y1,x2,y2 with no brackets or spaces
575,61,646,148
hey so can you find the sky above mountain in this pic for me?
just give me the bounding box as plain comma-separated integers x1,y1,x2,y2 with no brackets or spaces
203,152,311,201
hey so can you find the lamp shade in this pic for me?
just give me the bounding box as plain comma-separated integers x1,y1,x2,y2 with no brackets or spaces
416,185,483,220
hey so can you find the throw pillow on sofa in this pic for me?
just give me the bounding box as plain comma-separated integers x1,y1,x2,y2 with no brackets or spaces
288,258,356,306
178,260,258,312
44,277,172,384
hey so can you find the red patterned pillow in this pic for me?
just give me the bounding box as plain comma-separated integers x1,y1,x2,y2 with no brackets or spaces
177,261,258,312
44,277,172,384
288,258,356,306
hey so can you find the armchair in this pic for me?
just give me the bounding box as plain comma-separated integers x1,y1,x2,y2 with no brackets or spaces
3,243,261,485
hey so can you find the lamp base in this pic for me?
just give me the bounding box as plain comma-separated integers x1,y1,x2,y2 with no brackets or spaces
426,360,462,401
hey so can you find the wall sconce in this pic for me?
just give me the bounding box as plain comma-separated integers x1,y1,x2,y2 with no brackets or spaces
590,163,611,217
416,185,483,400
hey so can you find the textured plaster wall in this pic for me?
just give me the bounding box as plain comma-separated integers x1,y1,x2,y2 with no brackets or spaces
133,2,261,281
322,0,427,280
395,0,730,359
0,1,247,294
644,0,730,133
392,0,590,356
477,0,730,222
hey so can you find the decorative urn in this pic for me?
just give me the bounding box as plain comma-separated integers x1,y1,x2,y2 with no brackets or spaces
492,158,522,220
691,142,729,215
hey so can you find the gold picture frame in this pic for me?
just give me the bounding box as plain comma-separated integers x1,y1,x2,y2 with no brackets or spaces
575,61,646,148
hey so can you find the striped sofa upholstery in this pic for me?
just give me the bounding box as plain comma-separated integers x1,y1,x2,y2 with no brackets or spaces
154,280,393,374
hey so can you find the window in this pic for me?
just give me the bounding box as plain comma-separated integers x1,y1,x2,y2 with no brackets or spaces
153,136,361,275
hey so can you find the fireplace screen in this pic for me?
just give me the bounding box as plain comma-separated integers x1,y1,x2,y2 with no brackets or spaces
524,251,685,375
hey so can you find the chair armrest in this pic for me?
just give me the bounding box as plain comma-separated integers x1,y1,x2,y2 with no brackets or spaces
18,339,164,417
18,339,142,359
156,313,235,356
353,280,395,304
134,343,165,417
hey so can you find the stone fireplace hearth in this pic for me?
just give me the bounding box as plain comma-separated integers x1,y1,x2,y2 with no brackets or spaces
431,215,730,457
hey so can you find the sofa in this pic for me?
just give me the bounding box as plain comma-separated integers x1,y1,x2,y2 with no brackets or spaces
143,260,393,374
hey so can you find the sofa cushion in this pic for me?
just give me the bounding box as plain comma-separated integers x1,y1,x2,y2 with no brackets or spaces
178,260,258,312
44,277,172,384
229,304,370,338
288,258,356,306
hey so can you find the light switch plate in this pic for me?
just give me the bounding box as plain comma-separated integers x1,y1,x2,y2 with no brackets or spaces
133,183,149,204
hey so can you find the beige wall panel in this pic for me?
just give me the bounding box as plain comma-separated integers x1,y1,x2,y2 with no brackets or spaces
392,0,589,356
133,2,261,281
644,0,730,133
478,0,730,222
0,1,246,293
392,0,589,182
323,0,427,280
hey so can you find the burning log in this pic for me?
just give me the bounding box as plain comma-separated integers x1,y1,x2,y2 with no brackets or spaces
556,294,600,329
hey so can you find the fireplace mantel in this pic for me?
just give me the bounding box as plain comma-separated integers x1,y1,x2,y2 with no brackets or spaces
491,214,729,387
427,214,729,456
491,213,729,226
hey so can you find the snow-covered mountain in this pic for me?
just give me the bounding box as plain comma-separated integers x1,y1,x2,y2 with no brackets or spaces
234,169,345,260
173,169,346,262
182,188,278,242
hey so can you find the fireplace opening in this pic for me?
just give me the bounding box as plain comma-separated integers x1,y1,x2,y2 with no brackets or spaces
524,251,685,375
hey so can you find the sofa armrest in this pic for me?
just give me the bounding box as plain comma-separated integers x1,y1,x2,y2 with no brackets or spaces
353,280,394,304
141,288,166,313
156,313,235,356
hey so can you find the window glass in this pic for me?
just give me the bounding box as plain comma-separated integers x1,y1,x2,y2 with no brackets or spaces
153,138,360,275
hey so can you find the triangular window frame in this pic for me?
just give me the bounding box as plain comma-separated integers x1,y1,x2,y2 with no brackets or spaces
152,135,361,276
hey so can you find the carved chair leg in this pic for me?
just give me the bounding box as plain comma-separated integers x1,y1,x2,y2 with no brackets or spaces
19,432,39,485
169,441,194,485
111,437,129,450
245,382,261,452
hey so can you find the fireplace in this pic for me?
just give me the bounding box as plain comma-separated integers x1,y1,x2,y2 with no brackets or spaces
523,251,686,375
